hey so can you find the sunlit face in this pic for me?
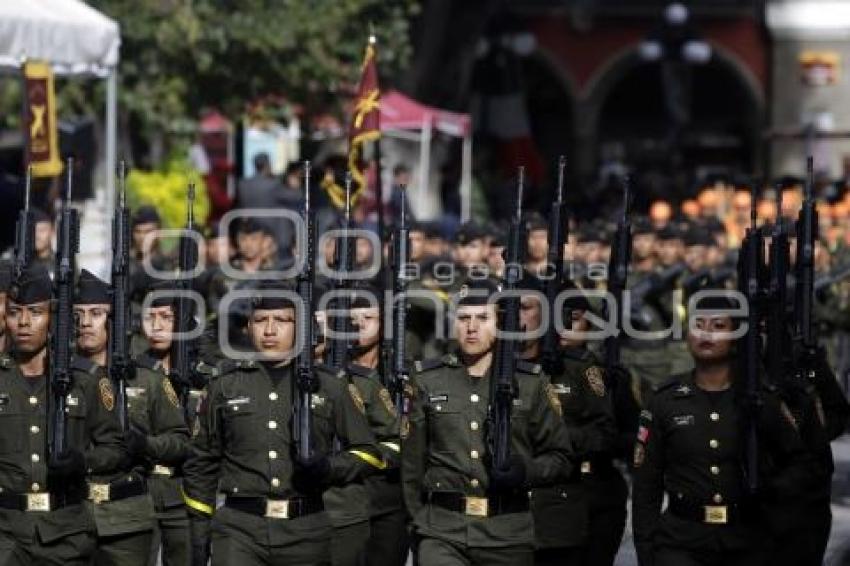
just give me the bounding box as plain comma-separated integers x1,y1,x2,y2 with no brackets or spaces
248,307,296,359
34,221,53,256
454,304,497,357
236,231,264,261
633,234,656,261
409,230,426,262
132,222,159,254
142,306,174,354
656,239,684,267
684,245,707,272
458,239,487,268
7,300,50,353
74,304,109,355
527,229,548,262
487,245,506,275
352,307,380,349
0,293,7,335
687,315,734,363
207,236,232,266
355,237,373,266
519,295,542,333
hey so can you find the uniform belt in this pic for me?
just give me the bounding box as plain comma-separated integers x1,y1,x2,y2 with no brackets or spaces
224,495,324,519
425,491,529,517
151,465,175,477
667,496,749,525
0,491,84,512
88,477,147,504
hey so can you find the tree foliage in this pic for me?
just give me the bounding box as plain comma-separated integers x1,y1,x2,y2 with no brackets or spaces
86,0,418,161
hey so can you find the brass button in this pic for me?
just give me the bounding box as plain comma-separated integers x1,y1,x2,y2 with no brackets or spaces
30,426,39,434
713,493,723,504
435,405,442,412
470,421,479,431
269,451,277,459
710,465,719,475
232,406,239,412
710,412,719,421
271,478,280,488
268,421,277,430
31,454,39,463
31,483,39,492
470,479,479,488
470,394,479,403
470,450,479,459
709,439,719,449
28,397,37,405
269,392,278,401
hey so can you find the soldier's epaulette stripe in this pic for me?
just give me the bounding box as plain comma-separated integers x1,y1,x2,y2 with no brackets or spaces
516,360,542,375
414,358,445,373
70,355,97,375
380,441,401,453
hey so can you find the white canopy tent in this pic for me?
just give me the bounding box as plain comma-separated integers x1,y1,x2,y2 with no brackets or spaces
0,0,120,201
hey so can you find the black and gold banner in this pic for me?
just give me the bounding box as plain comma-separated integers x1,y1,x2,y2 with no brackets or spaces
24,61,62,177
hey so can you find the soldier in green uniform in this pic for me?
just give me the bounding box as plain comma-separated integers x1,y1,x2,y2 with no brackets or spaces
0,264,126,564
632,294,808,566
0,261,12,353
74,270,192,566
183,282,385,566
515,276,624,566
403,279,573,566
348,285,408,566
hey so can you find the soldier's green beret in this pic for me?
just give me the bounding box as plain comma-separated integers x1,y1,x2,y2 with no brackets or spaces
75,269,110,305
9,263,51,304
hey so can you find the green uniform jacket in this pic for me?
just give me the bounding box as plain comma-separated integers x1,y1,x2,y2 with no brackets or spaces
0,354,125,545
531,350,618,549
182,361,383,525
632,372,808,565
403,354,573,548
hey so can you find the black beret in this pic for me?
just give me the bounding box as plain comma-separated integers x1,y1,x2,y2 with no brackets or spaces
576,224,604,244
524,212,548,232
455,221,487,245
489,226,507,248
30,207,52,224
146,280,177,309
132,206,160,227
350,283,382,310
0,261,12,293
252,280,295,311
691,288,741,312
75,269,110,305
560,279,591,312
9,263,52,305
455,278,501,307
632,216,653,235
237,218,265,235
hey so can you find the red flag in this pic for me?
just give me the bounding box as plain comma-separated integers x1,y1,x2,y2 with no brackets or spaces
331,39,380,209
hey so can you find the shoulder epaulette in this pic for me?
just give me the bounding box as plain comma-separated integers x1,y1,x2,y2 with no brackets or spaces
414,358,446,373
346,363,375,379
216,358,258,376
654,373,693,396
515,360,542,375
135,353,158,371
70,355,98,375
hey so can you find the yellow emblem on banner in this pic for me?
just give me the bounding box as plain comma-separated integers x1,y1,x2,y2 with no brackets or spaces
99,378,115,412
23,61,62,178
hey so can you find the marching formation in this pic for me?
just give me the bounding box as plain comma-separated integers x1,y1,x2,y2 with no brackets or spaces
0,154,847,566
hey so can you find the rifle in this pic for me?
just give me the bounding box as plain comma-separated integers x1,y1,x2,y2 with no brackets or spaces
109,162,132,431
385,185,410,413
681,266,736,297
49,159,79,462
795,157,818,357
488,167,525,471
627,262,687,329
541,156,568,376
736,183,765,494
293,161,317,460
604,177,632,371
13,166,34,283
324,174,355,370
170,184,199,408
766,186,791,388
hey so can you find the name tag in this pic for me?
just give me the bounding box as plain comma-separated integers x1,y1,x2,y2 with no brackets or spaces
672,415,694,427
512,399,523,407
550,384,571,395
66,395,79,407
0,394,10,406
126,387,145,398
429,395,448,403
311,396,326,409
226,397,251,406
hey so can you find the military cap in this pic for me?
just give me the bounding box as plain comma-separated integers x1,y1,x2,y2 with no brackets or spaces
236,217,264,235
489,225,507,248
31,207,52,224
560,279,591,312
252,280,295,311
75,269,110,305
517,270,545,293
455,278,500,307
577,224,604,244
632,216,653,235
146,280,178,309
0,261,12,293
132,206,160,227
455,221,487,245
524,212,548,232
9,263,52,305
350,282,382,310
691,287,740,312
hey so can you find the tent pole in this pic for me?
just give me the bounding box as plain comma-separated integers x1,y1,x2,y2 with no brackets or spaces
460,135,472,222
105,68,117,210
419,115,431,216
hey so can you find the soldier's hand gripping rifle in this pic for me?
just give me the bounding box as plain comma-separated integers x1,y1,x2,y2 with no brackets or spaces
487,167,526,472
766,186,791,388
324,174,356,370
13,167,34,283
541,157,568,377
109,162,132,431
737,183,765,495
49,159,79,462
170,184,199,410
384,185,410,414
604,177,632,371
294,162,318,460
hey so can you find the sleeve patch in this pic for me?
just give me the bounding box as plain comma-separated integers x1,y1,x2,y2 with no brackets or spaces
378,387,397,417
585,366,606,397
348,384,366,415
163,379,181,408
545,384,563,417
98,378,115,412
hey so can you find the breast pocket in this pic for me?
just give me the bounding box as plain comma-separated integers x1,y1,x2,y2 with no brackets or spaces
126,387,149,429
66,397,89,450
220,401,257,450
428,400,463,454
